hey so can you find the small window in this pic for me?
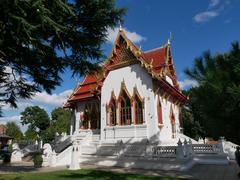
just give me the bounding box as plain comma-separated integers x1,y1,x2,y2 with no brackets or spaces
157,97,163,124
135,96,143,124
109,101,117,126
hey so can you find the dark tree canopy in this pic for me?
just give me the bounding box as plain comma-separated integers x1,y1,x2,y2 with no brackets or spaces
184,42,240,144
0,0,125,112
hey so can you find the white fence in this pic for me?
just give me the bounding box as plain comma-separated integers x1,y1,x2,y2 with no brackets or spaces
80,139,225,160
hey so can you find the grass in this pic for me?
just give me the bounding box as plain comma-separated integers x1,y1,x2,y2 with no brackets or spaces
0,169,185,180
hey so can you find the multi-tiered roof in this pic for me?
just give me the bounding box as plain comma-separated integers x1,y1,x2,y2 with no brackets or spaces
65,29,186,107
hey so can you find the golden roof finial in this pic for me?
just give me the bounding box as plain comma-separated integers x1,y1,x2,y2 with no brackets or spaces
119,20,123,31
168,32,172,45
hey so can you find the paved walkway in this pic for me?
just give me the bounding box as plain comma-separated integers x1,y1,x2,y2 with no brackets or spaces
0,161,239,180
188,161,239,180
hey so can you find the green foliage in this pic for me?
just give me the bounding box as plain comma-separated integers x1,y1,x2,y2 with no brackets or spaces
2,152,11,163
33,153,43,167
21,106,50,138
184,42,240,144
5,121,23,141
0,0,125,112
24,128,38,140
51,107,71,134
42,107,71,143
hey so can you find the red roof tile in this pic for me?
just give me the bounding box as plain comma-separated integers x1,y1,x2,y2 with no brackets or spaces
143,47,166,67
64,30,186,106
67,75,98,103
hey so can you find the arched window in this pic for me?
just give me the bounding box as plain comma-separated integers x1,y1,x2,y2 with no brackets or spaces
157,97,163,125
133,87,144,124
109,101,117,126
120,91,132,125
135,96,143,124
170,105,176,138
108,91,117,126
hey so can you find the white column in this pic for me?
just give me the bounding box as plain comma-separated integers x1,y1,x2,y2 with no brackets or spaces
75,110,80,134
131,106,134,125
70,109,74,135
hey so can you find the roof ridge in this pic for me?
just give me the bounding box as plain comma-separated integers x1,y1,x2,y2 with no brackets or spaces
144,45,165,53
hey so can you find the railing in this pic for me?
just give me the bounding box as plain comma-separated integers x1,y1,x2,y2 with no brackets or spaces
54,136,72,153
147,146,177,158
192,144,221,154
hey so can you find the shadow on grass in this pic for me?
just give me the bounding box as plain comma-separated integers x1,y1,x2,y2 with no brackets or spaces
57,169,179,180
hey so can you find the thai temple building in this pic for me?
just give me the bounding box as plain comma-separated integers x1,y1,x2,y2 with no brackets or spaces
36,28,233,171
64,28,187,145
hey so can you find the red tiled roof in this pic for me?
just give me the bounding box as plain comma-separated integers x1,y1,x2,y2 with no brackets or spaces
143,47,166,74
66,75,98,104
64,30,186,107
143,47,166,67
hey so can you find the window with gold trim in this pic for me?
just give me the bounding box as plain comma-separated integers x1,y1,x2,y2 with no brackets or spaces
135,96,143,124
119,90,132,125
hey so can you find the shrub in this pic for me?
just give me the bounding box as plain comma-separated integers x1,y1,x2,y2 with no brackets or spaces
3,152,11,163
33,153,43,168
235,146,240,167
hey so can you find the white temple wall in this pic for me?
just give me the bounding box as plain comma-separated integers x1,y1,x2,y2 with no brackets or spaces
153,93,180,142
100,63,157,141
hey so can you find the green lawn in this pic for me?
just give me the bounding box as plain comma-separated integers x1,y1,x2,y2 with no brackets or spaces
0,169,185,180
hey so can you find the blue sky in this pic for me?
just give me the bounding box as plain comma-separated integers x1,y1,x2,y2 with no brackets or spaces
1,0,240,131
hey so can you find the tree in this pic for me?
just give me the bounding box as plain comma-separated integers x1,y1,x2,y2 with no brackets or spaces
5,122,23,141
184,42,240,144
181,91,205,140
0,0,125,112
51,107,71,134
24,128,38,141
42,107,71,143
20,106,50,138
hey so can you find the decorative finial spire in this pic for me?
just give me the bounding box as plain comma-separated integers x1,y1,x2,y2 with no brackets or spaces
168,32,173,45
119,20,123,31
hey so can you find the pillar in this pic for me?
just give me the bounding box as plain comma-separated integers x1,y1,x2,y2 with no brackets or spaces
70,109,74,135
69,141,80,170
75,110,80,134
176,139,184,160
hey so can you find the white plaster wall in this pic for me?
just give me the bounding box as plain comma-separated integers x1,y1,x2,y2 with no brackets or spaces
153,94,181,142
100,64,157,140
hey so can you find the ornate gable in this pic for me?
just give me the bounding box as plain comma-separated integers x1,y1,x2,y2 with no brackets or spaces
64,28,187,108
106,30,139,70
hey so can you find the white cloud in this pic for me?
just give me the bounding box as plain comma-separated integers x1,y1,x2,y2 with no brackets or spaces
0,115,21,126
0,89,72,114
193,11,219,23
32,89,72,106
0,115,28,132
179,79,199,89
209,0,220,8
1,102,33,111
107,27,146,44
0,89,72,132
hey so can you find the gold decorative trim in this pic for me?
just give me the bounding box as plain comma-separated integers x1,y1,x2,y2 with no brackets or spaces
132,86,145,108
